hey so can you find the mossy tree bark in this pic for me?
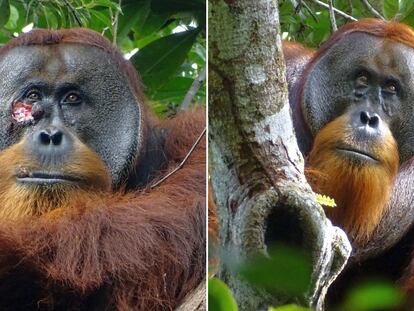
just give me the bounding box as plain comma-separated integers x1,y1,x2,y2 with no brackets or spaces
208,0,352,309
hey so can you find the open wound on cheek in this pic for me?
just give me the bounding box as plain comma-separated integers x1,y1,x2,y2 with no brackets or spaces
12,100,33,123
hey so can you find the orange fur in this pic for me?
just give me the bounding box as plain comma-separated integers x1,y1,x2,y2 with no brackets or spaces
0,139,110,220
306,114,399,244
208,184,219,274
283,41,314,64
208,184,218,245
0,110,206,310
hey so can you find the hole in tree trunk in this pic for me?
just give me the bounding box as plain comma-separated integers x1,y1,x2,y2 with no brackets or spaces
264,206,304,250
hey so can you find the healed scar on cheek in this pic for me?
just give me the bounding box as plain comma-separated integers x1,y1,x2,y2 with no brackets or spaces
12,100,33,123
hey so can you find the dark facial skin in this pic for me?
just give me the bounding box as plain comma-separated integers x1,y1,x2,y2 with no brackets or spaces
302,32,414,162
0,44,143,187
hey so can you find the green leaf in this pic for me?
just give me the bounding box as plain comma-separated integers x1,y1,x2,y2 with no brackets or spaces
151,76,193,101
238,244,311,297
118,0,150,42
268,304,310,311
150,75,205,106
134,11,170,37
402,10,414,27
135,32,160,49
151,0,205,14
38,5,58,29
118,0,170,39
340,281,404,311
208,278,238,311
383,0,399,19
0,30,9,44
193,42,206,62
0,0,10,28
47,6,64,29
118,36,136,52
4,3,17,31
50,5,67,28
132,28,200,90
89,9,112,30
395,0,414,21
84,0,121,11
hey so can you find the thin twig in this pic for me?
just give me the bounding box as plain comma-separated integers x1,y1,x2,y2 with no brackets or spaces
301,1,319,22
289,0,308,20
101,27,110,36
312,0,357,21
328,0,337,31
347,0,353,13
25,0,35,25
62,0,82,27
180,66,206,111
111,0,122,44
109,8,115,40
150,127,206,189
361,0,385,20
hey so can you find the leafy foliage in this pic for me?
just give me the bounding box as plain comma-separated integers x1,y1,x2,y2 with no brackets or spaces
279,0,414,48
338,281,405,311
238,244,312,298
0,0,206,115
208,277,238,311
212,244,405,310
269,305,311,311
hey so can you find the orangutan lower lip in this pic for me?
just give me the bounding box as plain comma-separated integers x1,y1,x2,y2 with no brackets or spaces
336,147,379,163
16,171,80,185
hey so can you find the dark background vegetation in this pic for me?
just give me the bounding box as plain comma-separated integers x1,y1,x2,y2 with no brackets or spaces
0,0,206,116
280,0,414,47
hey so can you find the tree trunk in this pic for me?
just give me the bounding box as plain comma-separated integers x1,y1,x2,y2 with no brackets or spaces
175,282,205,311
208,0,352,309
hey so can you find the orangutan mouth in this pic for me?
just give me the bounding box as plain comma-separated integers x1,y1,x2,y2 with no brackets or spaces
336,146,379,163
16,169,80,185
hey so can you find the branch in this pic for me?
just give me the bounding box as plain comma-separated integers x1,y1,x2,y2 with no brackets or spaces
361,0,385,20
180,66,206,111
209,1,351,309
25,0,35,25
328,0,337,31
150,127,206,189
175,281,206,311
311,0,358,21
348,0,353,13
301,1,319,22
111,0,122,45
289,0,308,20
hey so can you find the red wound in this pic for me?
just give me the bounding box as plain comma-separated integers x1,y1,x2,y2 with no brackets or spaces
12,101,33,123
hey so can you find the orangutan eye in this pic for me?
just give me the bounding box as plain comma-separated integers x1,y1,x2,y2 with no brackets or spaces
384,81,398,94
62,92,82,105
356,73,369,86
26,89,42,102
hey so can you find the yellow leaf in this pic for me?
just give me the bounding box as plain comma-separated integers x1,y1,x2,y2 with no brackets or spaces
315,193,337,208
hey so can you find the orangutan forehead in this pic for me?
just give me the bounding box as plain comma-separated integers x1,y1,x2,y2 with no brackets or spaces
0,44,118,85
319,32,414,82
